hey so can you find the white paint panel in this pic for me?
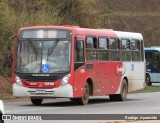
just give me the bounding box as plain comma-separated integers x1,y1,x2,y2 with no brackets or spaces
114,31,145,93
13,83,73,98
123,62,145,92
114,31,143,40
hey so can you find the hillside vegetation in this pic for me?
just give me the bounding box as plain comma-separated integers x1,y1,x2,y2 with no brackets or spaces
0,0,160,78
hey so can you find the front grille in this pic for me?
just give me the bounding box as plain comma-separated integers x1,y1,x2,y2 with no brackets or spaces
28,91,54,96
23,76,61,82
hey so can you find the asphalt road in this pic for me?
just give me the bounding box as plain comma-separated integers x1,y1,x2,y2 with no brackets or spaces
4,92,160,114
3,91,160,123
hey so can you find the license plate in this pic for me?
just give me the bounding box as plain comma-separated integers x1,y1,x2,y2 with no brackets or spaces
36,90,46,93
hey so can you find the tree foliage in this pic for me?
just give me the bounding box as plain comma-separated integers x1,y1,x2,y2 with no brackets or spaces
0,0,160,76
50,0,101,28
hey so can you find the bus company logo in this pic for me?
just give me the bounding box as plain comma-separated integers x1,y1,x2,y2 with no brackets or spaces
114,63,126,76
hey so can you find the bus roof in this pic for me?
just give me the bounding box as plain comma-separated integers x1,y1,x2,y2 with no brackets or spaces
20,25,80,31
19,25,117,38
144,47,160,51
114,31,143,40
75,28,117,37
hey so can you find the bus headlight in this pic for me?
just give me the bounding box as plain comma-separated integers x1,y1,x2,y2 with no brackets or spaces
15,75,22,86
61,74,70,86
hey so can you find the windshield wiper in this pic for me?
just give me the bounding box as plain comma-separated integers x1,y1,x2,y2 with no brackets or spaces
47,40,59,56
28,39,37,54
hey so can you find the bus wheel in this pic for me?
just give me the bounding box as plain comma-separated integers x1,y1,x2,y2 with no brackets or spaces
146,74,152,86
31,98,43,105
77,82,90,105
117,79,128,101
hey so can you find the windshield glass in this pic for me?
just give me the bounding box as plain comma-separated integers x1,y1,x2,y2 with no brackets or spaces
15,40,71,73
145,51,153,63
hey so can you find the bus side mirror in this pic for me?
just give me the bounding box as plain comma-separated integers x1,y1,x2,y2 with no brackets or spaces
8,35,16,51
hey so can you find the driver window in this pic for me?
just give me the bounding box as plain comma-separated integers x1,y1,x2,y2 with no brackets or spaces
75,40,84,62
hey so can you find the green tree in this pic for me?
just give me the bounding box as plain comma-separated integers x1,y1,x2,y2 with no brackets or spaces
50,0,102,28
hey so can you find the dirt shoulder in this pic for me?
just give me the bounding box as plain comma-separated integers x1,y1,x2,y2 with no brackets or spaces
0,76,30,102
0,76,12,100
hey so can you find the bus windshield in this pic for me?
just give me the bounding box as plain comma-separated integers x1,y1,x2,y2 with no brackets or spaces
15,40,71,73
145,51,153,63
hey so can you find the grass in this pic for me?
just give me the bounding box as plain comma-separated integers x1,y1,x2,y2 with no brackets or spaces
130,86,160,94
0,97,14,100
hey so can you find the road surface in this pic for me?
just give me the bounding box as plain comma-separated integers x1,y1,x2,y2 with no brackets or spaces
3,91,160,123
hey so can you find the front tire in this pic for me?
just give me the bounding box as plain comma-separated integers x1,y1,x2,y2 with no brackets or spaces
73,82,90,105
31,99,43,105
146,74,152,86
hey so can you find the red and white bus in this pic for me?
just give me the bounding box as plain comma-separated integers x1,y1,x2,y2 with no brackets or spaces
9,26,145,105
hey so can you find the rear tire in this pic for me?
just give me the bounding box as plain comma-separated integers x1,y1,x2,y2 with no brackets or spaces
146,74,152,86
31,98,43,105
109,79,128,101
74,82,90,105
117,79,128,101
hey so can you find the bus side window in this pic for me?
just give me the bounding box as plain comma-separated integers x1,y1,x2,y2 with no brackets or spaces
131,39,140,61
131,40,140,50
110,38,120,49
86,37,93,48
98,38,109,61
86,37,98,61
109,38,120,61
99,38,108,49
121,39,131,61
86,37,97,49
75,40,84,62
74,39,85,70
121,39,130,50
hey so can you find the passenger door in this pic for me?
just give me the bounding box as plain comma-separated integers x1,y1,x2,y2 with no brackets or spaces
73,39,86,97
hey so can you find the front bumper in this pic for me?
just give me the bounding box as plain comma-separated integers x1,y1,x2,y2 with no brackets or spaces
13,83,73,98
